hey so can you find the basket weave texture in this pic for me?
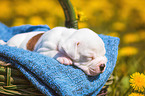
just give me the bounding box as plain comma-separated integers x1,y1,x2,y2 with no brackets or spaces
0,60,114,95
0,61,43,95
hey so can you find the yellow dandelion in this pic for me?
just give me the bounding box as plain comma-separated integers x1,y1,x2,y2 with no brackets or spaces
75,8,87,22
28,16,44,25
129,72,145,92
123,33,140,44
129,92,144,96
78,22,88,28
112,22,126,31
107,32,119,37
119,46,138,57
13,18,25,26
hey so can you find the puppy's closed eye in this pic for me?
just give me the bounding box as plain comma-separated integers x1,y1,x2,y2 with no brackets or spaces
86,57,94,61
80,56,94,62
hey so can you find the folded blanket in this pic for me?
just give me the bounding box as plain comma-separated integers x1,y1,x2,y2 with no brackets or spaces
0,22,120,96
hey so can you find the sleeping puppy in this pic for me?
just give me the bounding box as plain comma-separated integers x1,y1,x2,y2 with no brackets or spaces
1,27,107,76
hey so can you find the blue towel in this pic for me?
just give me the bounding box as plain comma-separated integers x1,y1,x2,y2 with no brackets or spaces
0,22,120,96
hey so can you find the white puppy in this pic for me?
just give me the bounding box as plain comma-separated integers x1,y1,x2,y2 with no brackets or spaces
1,27,107,76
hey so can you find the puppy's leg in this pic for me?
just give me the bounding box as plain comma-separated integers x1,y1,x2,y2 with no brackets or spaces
36,48,73,65
55,53,73,65
0,40,6,45
40,51,73,65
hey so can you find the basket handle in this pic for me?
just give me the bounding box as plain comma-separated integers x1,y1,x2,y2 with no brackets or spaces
58,0,78,29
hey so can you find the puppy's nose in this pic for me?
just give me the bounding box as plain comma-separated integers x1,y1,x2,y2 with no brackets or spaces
99,64,105,71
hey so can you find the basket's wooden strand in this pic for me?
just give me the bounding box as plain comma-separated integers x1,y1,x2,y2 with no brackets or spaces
0,61,43,95
6,63,11,86
58,0,78,29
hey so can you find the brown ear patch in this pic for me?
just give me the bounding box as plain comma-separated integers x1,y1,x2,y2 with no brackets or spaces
27,33,44,51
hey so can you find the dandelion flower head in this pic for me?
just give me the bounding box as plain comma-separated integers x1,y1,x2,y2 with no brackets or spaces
129,72,145,92
129,92,144,96
119,46,138,57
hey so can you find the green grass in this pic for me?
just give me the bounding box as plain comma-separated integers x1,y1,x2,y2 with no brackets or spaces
108,54,145,96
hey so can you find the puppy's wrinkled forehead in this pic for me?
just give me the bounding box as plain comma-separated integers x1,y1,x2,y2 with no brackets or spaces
66,28,106,55
71,28,97,38
72,28,105,50
71,28,103,42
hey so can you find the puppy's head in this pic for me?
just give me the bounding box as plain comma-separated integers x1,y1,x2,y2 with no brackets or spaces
59,28,107,76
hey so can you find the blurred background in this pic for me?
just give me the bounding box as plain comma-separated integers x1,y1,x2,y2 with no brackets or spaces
0,0,144,95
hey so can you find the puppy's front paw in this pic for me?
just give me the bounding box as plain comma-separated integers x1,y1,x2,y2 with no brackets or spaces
0,40,6,45
56,57,73,65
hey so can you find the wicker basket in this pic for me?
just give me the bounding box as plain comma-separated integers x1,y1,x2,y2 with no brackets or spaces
0,0,114,95
0,61,43,95
0,60,114,96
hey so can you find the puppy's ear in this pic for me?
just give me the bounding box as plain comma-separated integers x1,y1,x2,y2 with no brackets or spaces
69,41,80,60
61,40,80,60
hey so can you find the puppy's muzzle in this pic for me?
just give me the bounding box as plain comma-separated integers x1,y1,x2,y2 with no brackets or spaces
88,63,106,76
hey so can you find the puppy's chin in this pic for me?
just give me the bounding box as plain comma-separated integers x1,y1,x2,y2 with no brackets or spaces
74,62,104,76
74,57,107,76
84,68,102,76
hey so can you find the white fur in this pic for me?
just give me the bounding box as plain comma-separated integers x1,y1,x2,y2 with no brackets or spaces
3,27,107,76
